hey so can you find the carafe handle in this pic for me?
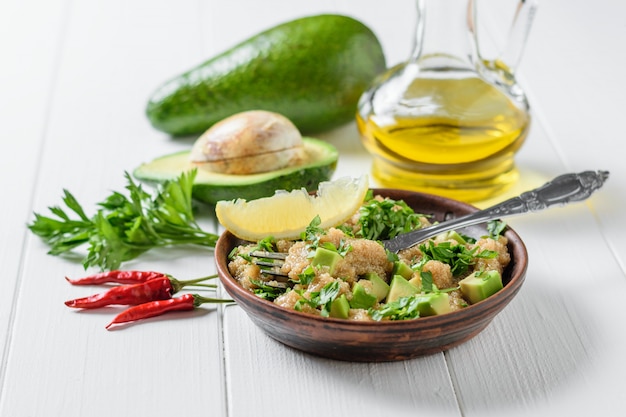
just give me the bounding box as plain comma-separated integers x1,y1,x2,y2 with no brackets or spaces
470,0,538,74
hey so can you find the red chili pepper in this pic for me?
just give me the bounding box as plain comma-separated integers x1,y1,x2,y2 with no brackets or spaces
105,294,233,329
64,274,219,309
66,270,166,285
65,276,173,309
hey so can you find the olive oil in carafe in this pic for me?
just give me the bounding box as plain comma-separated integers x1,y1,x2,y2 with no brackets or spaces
357,76,530,201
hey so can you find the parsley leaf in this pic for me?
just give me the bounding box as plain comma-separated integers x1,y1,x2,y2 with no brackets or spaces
486,220,507,239
420,271,434,293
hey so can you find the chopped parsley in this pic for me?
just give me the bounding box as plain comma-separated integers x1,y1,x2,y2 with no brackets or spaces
294,281,340,317
292,265,316,286
369,296,421,321
250,279,287,301
254,236,277,252
336,224,355,237
300,216,353,258
419,240,497,276
486,220,507,239
357,195,426,241
300,215,325,243
316,240,352,257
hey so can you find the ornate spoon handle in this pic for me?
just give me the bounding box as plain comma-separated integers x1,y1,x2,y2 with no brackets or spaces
383,170,610,253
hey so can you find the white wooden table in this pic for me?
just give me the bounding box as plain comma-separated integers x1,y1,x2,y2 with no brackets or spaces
2,1,625,416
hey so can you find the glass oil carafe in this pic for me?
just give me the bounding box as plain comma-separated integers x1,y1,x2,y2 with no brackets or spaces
357,0,538,202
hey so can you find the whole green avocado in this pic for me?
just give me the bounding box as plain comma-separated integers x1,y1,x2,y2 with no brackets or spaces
146,14,387,136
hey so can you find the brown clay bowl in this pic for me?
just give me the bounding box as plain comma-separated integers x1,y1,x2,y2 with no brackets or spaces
215,188,528,362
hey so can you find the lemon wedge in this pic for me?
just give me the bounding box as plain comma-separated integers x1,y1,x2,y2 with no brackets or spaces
215,175,369,241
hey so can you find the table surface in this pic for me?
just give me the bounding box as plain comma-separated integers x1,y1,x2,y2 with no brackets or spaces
2,1,625,416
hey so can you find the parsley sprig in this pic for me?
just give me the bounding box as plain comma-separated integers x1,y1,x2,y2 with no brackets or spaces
28,170,218,271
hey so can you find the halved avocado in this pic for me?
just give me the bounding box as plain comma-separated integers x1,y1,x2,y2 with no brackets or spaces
133,137,338,205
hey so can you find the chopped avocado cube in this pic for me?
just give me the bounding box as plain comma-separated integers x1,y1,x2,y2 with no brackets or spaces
364,272,390,302
415,293,452,316
350,283,378,309
311,247,343,275
330,294,350,319
446,230,467,244
387,275,419,303
459,270,503,304
436,230,467,244
392,261,414,280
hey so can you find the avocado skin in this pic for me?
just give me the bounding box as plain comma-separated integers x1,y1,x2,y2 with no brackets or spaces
191,162,336,204
146,14,387,136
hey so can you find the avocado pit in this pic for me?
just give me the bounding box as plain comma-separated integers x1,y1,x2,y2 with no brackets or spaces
190,110,305,175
